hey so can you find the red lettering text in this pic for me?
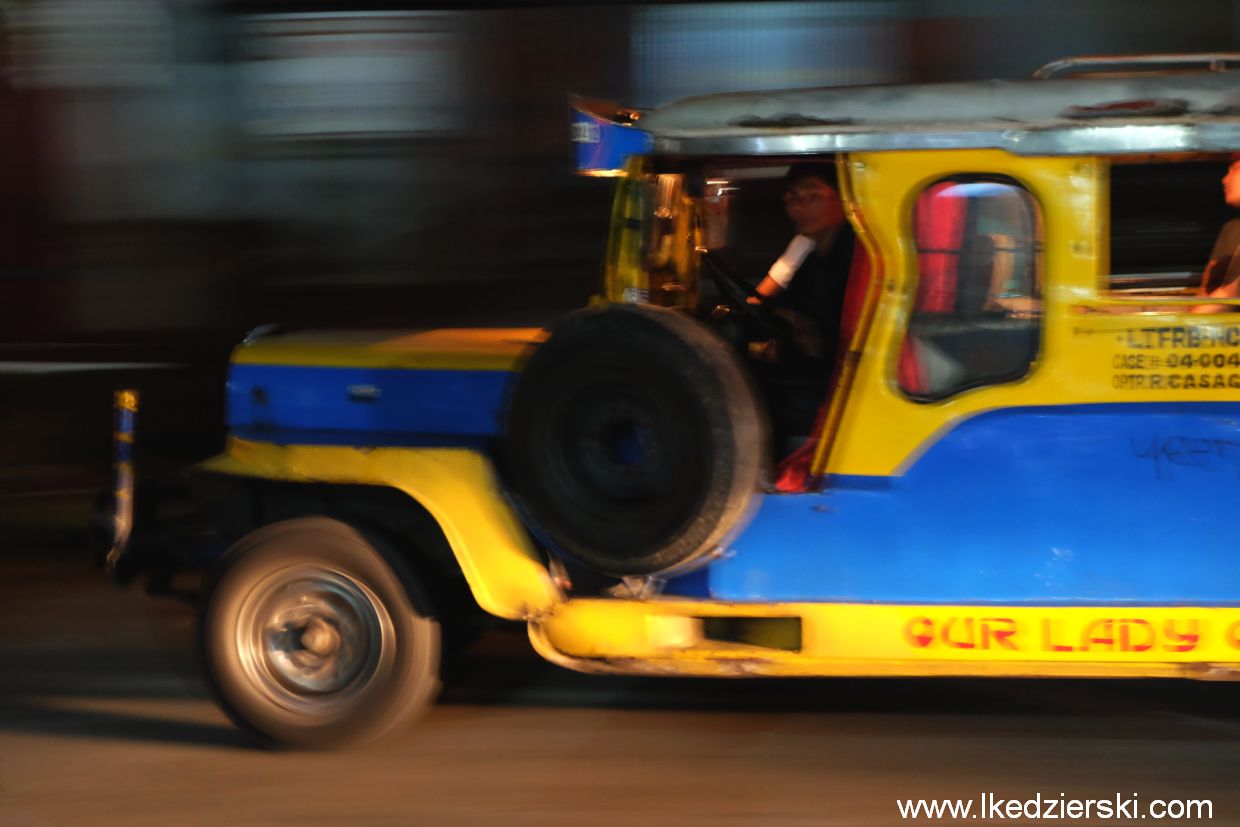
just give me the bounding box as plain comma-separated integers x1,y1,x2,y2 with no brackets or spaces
1164,619,1200,652
942,617,976,649
904,617,934,648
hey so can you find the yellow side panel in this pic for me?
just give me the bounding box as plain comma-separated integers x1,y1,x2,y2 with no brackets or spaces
531,599,1240,679
199,439,560,620
231,328,545,371
824,150,1103,478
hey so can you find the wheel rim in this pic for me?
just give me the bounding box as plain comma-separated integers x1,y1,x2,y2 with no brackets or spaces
235,565,394,716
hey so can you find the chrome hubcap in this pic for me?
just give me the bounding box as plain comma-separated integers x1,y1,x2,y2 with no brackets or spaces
237,566,393,713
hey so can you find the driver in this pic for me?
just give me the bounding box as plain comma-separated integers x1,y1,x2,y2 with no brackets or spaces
750,163,857,374
707,162,870,490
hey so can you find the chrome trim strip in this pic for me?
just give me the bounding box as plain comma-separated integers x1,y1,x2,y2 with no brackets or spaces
652,121,1240,157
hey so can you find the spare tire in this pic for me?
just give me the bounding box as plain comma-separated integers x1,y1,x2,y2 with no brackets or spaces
504,304,767,576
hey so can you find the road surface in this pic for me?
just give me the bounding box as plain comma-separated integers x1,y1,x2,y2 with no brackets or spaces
3,546,1240,825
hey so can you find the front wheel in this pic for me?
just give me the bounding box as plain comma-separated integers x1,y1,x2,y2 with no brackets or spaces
200,517,440,749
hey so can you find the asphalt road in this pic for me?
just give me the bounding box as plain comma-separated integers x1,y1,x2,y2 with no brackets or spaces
5,547,1240,826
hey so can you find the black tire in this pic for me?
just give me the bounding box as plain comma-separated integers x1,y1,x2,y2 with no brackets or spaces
504,304,767,576
200,517,440,749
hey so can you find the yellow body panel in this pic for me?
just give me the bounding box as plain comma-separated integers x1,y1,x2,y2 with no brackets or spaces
808,155,887,473
531,600,1240,679
821,149,1240,478
199,439,560,620
231,328,544,371
820,150,1103,477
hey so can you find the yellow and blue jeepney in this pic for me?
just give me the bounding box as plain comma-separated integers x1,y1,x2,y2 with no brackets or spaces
121,54,1240,747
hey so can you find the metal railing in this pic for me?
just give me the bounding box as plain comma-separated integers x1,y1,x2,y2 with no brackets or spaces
1034,53,1240,80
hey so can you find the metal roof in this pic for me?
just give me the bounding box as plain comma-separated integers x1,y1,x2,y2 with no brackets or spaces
640,70,1240,157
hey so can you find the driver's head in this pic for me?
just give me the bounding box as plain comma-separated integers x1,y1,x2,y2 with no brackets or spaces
783,163,845,240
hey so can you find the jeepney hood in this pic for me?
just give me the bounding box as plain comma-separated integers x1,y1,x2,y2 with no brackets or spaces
232,328,543,371
227,328,545,445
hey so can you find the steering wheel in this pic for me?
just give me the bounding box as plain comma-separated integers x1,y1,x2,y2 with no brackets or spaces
698,249,785,340
699,249,828,361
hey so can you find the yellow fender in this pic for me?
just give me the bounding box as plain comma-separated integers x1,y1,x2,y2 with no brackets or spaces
199,438,561,620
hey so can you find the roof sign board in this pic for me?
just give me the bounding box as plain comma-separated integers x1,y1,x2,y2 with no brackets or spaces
570,97,653,177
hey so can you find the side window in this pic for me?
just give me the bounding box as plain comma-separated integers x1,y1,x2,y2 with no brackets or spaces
1106,158,1232,301
899,177,1043,401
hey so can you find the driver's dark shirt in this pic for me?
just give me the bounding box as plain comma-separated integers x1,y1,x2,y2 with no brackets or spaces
776,222,856,376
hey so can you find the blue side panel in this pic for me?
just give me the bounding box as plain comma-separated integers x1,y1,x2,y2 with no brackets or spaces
227,364,512,445
672,403,1240,605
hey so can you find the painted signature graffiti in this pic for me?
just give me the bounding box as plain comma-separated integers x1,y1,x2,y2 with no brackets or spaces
1130,434,1240,480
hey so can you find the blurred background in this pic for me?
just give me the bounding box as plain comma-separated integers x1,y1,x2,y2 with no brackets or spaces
2,0,1240,532
7,4,1240,821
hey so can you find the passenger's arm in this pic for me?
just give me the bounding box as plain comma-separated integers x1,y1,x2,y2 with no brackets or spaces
1192,271,1240,314
1192,225,1240,314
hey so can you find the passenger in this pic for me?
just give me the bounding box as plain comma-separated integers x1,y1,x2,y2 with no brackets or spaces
1192,156,1240,314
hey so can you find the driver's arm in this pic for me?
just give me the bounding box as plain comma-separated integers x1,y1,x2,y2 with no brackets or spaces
748,234,815,304
750,274,785,302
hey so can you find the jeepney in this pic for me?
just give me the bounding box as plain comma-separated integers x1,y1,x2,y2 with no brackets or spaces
111,54,1240,748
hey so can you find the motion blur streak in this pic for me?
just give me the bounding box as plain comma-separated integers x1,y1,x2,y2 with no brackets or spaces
3,6,1240,820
